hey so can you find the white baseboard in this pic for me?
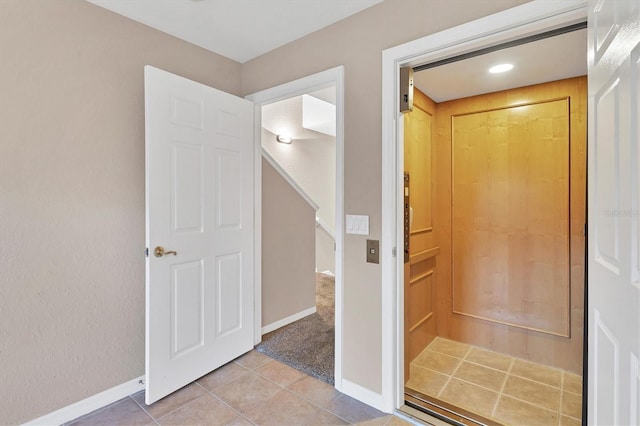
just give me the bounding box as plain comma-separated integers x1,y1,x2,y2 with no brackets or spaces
23,376,145,426
320,270,335,277
261,306,316,335
340,378,385,413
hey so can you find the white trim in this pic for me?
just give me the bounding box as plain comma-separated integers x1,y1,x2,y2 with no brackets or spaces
340,379,384,411
320,270,335,277
23,376,145,426
253,104,263,346
380,0,588,413
334,66,345,393
262,148,319,211
246,65,345,392
316,216,335,240
261,306,317,334
387,1,587,71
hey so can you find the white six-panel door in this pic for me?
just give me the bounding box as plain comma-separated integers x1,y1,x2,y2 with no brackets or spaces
144,66,254,404
588,0,640,424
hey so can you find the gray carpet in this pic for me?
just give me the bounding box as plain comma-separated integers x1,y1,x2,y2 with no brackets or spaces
256,273,335,385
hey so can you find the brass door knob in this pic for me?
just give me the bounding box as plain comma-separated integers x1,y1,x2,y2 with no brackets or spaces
154,246,177,257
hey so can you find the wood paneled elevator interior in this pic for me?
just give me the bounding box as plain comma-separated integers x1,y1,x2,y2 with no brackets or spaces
403,76,586,424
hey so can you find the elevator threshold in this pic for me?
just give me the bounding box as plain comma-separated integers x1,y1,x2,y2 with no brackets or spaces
403,388,503,426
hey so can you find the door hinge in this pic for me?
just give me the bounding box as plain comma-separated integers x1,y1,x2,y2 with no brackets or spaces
145,247,149,257
392,247,397,257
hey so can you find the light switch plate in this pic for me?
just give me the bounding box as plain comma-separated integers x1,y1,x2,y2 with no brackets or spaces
346,214,369,235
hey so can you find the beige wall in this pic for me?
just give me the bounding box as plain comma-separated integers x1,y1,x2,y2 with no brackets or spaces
262,123,336,274
0,1,241,423
262,126,336,232
262,159,316,326
0,0,536,423
241,0,529,393
261,98,336,274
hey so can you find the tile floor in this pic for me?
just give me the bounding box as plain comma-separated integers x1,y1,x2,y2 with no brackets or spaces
67,350,415,426
406,337,583,426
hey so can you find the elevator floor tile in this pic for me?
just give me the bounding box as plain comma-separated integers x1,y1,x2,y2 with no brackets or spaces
407,337,582,425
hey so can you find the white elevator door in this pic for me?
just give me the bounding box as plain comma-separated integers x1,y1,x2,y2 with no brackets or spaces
144,66,255,404
587,0,640,424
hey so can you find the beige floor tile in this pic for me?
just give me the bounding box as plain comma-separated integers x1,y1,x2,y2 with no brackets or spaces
413,350,462,375
360,415,416,426
465,347,513,372
406,341,584,425
70,344,585,426
326,394,388,424
385,416,416,425
233,349,272,370
562,391,582,419
242,389,348,425
407,340,585,425
502,375,561,411
453,361,507,392
560,414,582,426
427,337,470,358
511,358,562,388
494,395,558,426
355,414,392,425
132,382,206,419
224,417,254,426
68,398,153,426
225,417,254,426
157,393,241,425
287,374,341,408
255,359,306,387
563,371,583,395
439,378,498,419
406,365,449,397
197,361,250,393
212,371,282,415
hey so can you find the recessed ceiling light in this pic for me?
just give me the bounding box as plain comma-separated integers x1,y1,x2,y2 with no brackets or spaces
489,63,514,74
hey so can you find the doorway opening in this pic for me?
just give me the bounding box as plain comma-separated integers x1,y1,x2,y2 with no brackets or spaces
257,87,337,384
379,0,589,422
246,66,345,390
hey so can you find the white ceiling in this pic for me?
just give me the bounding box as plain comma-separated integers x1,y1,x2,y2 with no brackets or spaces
414,28,587,102
87,1,585,102
86,0,383,63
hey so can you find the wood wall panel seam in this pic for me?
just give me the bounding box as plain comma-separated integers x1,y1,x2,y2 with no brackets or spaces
449,95,571,117
451,310,571,338
409,312,434,333
410,227,433,235
409,270,434,285
409,246,440,265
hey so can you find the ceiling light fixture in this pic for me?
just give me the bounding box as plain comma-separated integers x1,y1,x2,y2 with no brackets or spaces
489,63,514,74
276,134,292,144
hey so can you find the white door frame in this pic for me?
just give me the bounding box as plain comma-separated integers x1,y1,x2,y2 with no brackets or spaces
380,0,588,412
246,66,345,390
